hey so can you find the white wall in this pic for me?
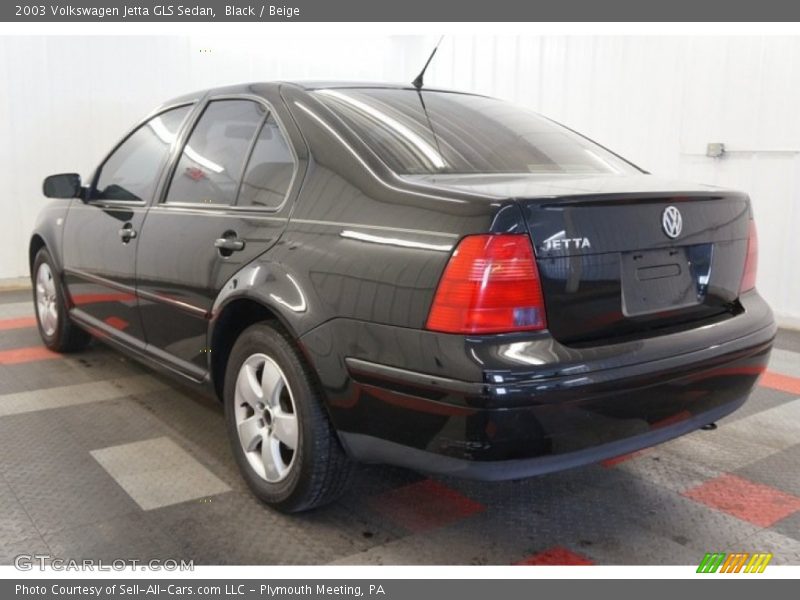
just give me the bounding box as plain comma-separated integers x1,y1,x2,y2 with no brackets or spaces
418,35,800,328
0,34,410,278
1,35,799,327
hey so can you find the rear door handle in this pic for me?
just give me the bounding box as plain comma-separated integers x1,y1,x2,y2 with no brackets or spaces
118,223,137,243
214,236,245,252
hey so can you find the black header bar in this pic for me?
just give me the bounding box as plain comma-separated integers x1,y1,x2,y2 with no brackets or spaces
4,0,800,22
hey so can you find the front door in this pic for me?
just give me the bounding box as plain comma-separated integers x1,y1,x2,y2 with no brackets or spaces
62,105,192,347
135,98,299,378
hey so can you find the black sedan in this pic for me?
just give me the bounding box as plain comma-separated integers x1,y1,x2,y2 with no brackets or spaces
31,82,775,511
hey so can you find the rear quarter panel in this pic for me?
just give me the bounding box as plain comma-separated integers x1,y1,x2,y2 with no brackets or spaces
269,86,521,335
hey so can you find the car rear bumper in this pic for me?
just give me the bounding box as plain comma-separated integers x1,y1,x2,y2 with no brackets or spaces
339,395,748,480
301,291,775,479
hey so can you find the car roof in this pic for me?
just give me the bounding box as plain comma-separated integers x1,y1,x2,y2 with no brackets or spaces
282,81,485,95
157,81,488,110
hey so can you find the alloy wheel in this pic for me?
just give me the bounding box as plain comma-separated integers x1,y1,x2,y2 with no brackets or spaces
35,262,58,337
233,353,299,482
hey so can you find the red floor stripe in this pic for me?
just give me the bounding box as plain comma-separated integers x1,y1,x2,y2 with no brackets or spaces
682,474,800,527
0,316,37,331
0,346,62,365
72,292,135,306
368,479,486,533
516,546,594,566
601,449,647,468
104,316,130,331
760,371,800,396
651,409,693,430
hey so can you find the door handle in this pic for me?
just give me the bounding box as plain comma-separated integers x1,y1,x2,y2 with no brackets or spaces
118,223,137,243
214,236,245,253
214,238,245,251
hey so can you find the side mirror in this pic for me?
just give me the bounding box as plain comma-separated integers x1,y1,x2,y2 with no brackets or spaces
43,173,82,199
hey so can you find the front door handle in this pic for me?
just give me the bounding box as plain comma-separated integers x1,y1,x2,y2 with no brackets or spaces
118,223,137,243
214,233,245,255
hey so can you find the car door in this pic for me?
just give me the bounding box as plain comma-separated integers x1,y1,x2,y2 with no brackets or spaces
135,95,300,379
62,104,193,347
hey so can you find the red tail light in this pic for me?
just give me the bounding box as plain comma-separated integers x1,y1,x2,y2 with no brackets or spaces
426,234,547,334
740,219,759,293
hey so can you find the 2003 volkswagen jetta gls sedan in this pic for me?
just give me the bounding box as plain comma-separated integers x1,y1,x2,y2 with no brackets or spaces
31,82,775,511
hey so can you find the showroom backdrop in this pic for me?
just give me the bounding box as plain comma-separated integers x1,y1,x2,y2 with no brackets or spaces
1,35,799,327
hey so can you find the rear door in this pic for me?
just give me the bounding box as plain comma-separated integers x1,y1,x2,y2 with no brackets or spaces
62,105,192,347
524,192,751,345
135,95,301,379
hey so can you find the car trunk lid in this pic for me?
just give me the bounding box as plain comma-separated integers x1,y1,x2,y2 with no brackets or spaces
524,190,750,345
408,174,751,345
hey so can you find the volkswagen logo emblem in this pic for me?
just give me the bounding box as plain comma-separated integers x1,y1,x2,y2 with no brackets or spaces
662,206,683,239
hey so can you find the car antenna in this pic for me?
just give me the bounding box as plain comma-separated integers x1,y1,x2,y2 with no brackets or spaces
412,35,444,90
415,87,445,171
410,36,446,170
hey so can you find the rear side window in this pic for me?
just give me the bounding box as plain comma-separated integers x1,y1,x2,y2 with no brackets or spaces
165,100,264,206
95,105,191,201
237,114,295,210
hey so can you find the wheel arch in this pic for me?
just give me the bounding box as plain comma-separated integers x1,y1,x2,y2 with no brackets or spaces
209,297,287,401
29,199,72,277
29,234,48,274
209,288,330,406
207,255,332,401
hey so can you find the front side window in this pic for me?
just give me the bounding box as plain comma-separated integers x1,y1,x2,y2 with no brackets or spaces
237,114,295,209
95,105,191,201
165,100,264,206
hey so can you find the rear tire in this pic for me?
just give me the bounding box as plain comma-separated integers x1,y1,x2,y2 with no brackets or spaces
32,247,91,353
224,322,353,512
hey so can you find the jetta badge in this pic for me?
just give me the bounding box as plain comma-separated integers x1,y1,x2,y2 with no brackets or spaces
540,230,591,252
662,206,683,239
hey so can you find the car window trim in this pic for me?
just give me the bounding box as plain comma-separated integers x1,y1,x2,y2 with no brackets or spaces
232,108,300,213
158,95,268,209
156,93,299,214
146,203,290,220
89,101,198,206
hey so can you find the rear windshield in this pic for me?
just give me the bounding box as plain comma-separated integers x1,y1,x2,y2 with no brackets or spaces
313,88,640,176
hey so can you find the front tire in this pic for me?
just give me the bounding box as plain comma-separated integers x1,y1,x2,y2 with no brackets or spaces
32,248,91,353
224,322,353,512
